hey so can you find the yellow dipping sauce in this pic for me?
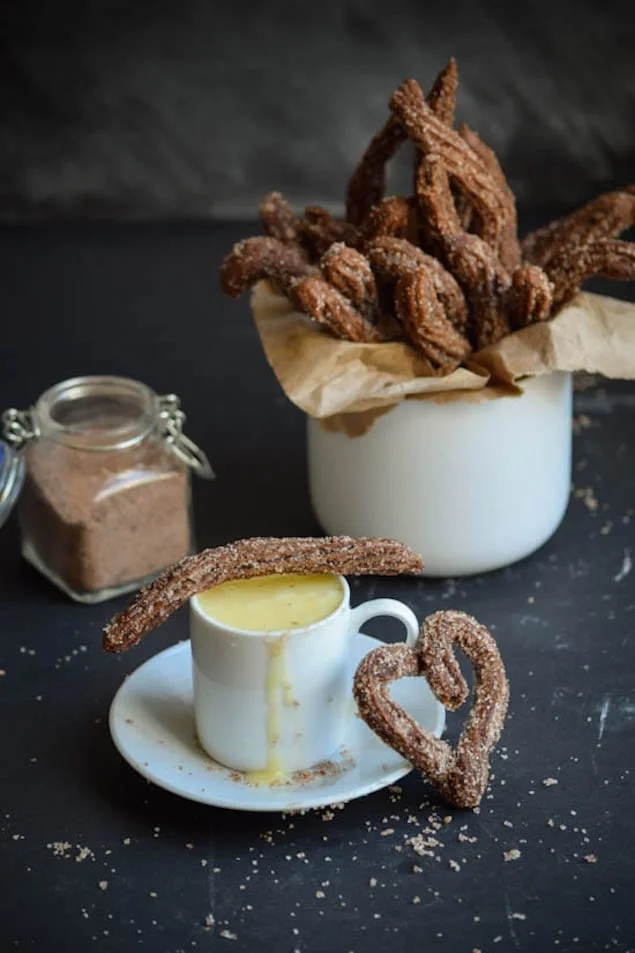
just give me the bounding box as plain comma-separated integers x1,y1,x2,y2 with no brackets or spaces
195,573,343,632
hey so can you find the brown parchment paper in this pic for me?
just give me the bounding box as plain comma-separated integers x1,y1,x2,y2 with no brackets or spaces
251,283,635,436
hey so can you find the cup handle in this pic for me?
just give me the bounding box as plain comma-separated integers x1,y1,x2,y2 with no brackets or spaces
349,598,419,648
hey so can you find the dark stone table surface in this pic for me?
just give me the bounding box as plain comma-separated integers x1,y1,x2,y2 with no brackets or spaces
0,223,634,953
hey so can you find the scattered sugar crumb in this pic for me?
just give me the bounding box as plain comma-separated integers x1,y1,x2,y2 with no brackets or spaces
369,878,377,888
380,828,394,837
543,778,558,787
573,414,592,433
584,854,598,864
48,841,72,857
449,859,461,872
219,930,237,941
574,486,598,512
98,881,108,891
76,846,94,863
504,848,521,862
412,896,421,904
512,912,527,920
205,914,215,927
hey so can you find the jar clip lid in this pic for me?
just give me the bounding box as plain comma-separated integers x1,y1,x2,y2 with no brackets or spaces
157,395,214,479
0,409,36,528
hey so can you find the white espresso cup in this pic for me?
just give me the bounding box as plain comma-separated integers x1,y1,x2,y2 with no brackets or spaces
189,576,419,776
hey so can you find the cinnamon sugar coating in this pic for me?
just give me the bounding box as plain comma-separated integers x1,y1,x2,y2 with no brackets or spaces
391,79,512,254
299,206,362,258
103,536,423,653
505,264,554,329
416,156,511,347
291,276,385,343
367,237,469,333
457,123,521,271
522,189,635,269
220,237,310,298
222,62,634,355
425,58,459,128
546,238,635,311
259,191,300,243
320,243,379,318
395,269,472,372
353,610,509,808
360,196,420,245
346,116,407,228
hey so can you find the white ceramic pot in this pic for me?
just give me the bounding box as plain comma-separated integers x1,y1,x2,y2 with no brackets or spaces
308,372,573,577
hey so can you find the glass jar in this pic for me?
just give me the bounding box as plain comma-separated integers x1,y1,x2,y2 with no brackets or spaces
2,376,213,603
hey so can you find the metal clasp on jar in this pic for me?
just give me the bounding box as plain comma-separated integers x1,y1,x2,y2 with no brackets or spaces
2,408,39,450
157,395,214,479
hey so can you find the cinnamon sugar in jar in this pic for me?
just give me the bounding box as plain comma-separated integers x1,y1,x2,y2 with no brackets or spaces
2,376,213,603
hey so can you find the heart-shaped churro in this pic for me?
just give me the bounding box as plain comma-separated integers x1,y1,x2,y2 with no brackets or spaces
353,610,509,807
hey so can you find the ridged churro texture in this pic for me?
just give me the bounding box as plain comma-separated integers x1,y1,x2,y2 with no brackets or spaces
354,610,509,808
103,536,423,653
220,60,634,370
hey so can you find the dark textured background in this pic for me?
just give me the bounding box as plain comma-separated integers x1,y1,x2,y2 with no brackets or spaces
1,225,634,953
0,0,633,221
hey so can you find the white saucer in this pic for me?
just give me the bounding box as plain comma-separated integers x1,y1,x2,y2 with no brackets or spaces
109,634,445,812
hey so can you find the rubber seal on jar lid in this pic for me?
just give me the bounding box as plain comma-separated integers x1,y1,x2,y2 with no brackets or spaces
0,440,25,530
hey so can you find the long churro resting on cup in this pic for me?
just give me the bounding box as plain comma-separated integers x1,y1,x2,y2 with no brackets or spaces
103,536,423,654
